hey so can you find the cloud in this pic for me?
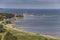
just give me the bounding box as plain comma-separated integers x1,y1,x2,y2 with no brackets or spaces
0,0,54,4
0,0,60,9
0,0,60,4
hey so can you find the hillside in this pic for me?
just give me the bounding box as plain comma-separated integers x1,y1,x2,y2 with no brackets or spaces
0,24,59,40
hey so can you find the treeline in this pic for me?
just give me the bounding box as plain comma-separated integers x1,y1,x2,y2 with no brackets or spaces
0,13,23,19
0,13,14,19
16,15,24,17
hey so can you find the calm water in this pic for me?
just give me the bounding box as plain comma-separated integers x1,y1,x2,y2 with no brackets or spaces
12,15,60,38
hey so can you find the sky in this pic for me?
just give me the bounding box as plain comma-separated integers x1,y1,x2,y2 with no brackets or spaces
0,0,60,9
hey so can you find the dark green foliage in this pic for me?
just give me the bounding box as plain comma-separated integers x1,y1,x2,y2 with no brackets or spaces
4,32,17,40
0,13,14,19
16,15,24,17
0,18,3,21
5,20,11,24
5,14,14,18
0,35,2,40
0,13,23,19
0,24,7,33
45,38,48,40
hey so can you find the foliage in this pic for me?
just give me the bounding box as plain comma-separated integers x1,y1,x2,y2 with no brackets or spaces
0,18,3,21
5,20,11,24
0,28,59,40
9,29,59,40
0,24,7,33
0,13,14,19
16,15,24,17
0,13,24,19
0,35,2,40
5,14,14,18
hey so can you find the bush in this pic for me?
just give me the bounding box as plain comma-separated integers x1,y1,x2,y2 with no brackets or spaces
0,18,3,21
16,15,24,17
5,20,11,24
0,24,7,33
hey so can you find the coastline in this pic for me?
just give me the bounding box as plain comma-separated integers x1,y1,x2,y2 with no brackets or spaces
5,24,60,39
12,28,60,39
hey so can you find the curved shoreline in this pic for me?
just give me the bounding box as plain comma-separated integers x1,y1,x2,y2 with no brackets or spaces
12,28,60,39
5,24,60,39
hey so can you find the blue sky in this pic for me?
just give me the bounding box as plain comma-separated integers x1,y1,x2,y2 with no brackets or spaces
0,0,60,9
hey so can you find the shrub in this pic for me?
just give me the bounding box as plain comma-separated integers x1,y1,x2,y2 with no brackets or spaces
0,24,7,33
0,18,3,21
5,20,11,24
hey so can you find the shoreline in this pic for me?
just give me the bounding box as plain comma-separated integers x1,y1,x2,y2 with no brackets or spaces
12,28,60,39
6,24,60,39
5,24,60,39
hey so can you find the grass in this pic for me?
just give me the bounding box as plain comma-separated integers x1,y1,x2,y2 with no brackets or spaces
0,33,2,40
0,13,59,40
4,28,59,40
0,24,59,40
0,28,59,40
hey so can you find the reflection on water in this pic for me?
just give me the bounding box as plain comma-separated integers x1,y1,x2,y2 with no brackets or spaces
12,15,60,37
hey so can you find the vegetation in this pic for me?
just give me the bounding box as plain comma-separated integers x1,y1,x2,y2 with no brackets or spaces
0,13,24,19
16,15,24,17
0,13,14,19
0,13,59,40
4,32,17,40
0,18,3,21
0,24,59,40
0,24,7,33
0,35,2,40
7,29,59,40
5,20,11,24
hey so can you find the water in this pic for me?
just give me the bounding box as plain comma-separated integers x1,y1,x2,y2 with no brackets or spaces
12,15,60,38
0,8,60,37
